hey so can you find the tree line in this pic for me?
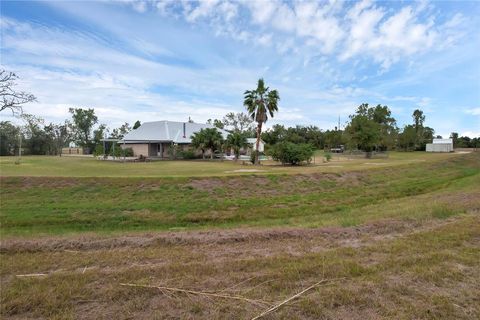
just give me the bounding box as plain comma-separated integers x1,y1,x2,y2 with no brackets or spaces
1,72,478,160
0,108,142,156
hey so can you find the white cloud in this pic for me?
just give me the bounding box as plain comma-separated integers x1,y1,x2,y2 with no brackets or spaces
247,1,277,25
256,33,272,46
144,0,466,68
465,108,480,116
185,0,219,22
460,131,480,138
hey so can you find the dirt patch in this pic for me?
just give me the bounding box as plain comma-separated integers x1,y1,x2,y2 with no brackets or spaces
224,169,266,173
184,171,366,196
0,176,80,189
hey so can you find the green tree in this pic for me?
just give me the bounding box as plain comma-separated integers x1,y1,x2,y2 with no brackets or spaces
132,120,141,130
345,104,380,155
111,122,131,139
44,121,71,155
93,124,108,152
268,142,314,165
406,109,434,150
413,109,425,132
68,108,98,151
21,113,49,155
261,124,286,146
450,132,459,147
191,131,207,159
222,112,255,134
207,118,225,129
456,136,471,148
370,104,398,150
398,125,417,151
324,129,344,150
191,128,224,160
244,78,280,164
0,121,21,155
225,131,248,160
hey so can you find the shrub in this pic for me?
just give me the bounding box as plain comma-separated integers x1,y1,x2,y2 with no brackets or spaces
109,144,133,157
123,147,134,157
268,142,314,165
93,144,104,157
250,152,256,164
180,150,196,159
325,152,332,162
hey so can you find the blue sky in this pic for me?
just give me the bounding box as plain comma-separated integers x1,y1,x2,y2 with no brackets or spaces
1,0,479,137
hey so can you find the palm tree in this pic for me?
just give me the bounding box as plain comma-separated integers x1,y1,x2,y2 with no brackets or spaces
191,131,207,159
226,131,248,161
191,128,224,160
244,78,279,164
204,128,224,159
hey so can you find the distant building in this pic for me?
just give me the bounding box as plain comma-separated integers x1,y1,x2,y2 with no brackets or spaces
426,138,454,153
119,120,229,158
246,138,265,153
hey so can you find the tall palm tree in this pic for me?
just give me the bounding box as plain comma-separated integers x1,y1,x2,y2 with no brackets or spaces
244,78,280,164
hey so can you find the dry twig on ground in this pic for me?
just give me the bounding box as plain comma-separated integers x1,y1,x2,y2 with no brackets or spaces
250,278,345,320
120,283,270,307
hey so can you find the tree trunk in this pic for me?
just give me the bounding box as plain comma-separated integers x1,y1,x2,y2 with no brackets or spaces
255,121,262,165
210,148,213,160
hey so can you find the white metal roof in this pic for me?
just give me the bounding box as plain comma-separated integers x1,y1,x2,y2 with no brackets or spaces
247,138,264,144
121,121,229,144
432,138,453,144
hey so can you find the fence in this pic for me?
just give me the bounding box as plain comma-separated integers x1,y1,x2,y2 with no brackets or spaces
336,150,389,159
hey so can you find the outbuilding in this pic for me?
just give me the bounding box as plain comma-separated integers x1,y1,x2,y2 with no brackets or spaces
426,138,454,152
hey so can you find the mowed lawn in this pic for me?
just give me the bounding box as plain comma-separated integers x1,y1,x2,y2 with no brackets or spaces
0,152,479,319
0,151,458,177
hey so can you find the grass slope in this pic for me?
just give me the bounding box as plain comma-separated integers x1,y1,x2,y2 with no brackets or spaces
1,152,478,236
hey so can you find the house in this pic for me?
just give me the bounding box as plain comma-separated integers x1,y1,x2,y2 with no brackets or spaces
120,121,229,157
426,138,454,152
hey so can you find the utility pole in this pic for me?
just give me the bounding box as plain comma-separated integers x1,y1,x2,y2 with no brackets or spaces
103,133,106,159
18,132,22,164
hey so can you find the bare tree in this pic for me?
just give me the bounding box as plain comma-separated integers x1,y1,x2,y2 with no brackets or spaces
0,70,37,115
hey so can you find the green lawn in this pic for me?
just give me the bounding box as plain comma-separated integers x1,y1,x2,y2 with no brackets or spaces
0,151,459,177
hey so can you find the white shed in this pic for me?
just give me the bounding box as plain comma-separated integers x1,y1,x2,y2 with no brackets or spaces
426,138,454,152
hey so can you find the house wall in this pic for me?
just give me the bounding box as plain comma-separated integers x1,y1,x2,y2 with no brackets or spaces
123,143,216,158
426,143,453,152
122,144,149,157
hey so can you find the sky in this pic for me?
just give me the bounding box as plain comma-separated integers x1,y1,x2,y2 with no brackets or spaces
1,0,479,137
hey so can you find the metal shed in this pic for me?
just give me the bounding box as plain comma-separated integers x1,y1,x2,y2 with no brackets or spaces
426,138,454,152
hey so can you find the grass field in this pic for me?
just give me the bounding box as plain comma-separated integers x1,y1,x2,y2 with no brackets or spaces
1,152,479,319
0,151,457,177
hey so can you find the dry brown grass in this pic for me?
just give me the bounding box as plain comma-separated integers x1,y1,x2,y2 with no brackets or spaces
1,212,479,319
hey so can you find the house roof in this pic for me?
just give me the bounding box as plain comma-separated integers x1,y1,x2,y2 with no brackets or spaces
432,138,453,144
121,121,229,144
